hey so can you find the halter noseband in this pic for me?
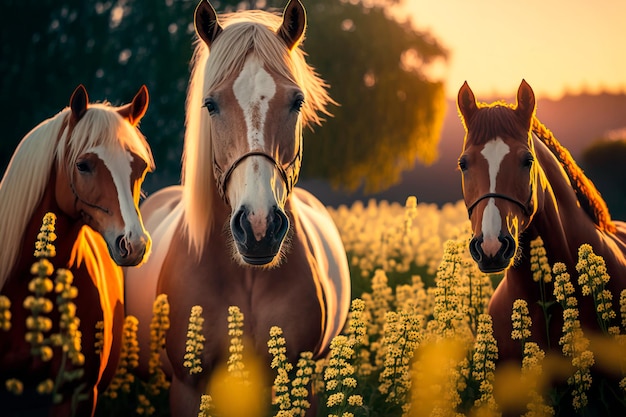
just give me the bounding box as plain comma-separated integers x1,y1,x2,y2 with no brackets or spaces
213,139,302,204
466,187,533,218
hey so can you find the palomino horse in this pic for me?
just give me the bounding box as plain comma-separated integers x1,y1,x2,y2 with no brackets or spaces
125,0,351,415
457,80,626,363
0,85,154,416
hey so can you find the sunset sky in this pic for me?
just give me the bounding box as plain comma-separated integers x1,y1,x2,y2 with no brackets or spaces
393,0,626,100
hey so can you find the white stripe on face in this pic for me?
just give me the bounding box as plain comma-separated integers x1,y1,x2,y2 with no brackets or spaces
228,56,282,228
91,145,139,234
480,138,510,241
233,56,277,150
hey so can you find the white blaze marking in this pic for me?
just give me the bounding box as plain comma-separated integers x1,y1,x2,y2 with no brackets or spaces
91,145,139,234
480,138,510,240
228,55,283,225
233,56,277,149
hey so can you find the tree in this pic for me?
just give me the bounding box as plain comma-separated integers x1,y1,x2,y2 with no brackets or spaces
580,136,626,221
2,0,447,195
301,0,447,192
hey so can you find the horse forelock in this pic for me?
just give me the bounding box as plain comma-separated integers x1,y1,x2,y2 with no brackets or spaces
182,9,334,257
465,102,530,148
58,104,154,174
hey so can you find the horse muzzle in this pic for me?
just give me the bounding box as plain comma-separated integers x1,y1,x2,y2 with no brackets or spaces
469,234,516,273
230,205,290,266
107,231,151,266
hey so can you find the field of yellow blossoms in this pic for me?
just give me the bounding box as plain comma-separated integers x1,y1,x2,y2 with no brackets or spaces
3,198,626,417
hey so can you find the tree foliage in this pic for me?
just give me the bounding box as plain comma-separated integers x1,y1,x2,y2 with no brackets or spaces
580,137,626,220
1,0,447,195
302,0,448,192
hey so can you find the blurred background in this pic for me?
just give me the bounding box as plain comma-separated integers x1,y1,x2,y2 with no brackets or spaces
2,0,625,218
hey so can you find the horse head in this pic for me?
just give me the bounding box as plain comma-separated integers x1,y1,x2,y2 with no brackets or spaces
194,0,307,266
56,85,154,266
457,80,540,273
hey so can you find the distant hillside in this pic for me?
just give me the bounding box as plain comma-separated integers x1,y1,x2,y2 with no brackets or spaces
300,92,626,207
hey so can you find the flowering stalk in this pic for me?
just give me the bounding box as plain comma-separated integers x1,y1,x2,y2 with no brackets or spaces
50,267,86,407
105,315,140,399
511,299,532,355
0,295,11,331
227,306,247,381
198,394,214,417
268,326,292,414
290,352,315,417
378,308,421,406
521,342,553,417
433,240,464,336
323,335,363,417
184,305,205,375
576,244,615,334
403,196,418,238
530,237,555,349
471,314,499,412
553,262,594,411
147,294,170,396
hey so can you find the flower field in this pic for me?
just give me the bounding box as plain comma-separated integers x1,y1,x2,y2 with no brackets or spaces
3,198,626,416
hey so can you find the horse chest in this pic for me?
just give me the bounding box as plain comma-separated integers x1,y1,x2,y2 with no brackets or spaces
162,254,324,376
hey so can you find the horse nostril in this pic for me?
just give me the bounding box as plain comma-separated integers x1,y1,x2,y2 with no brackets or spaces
469,237,483,262
116,235,130,258
231,207,248,242
501,235,516,259
272,207,289,240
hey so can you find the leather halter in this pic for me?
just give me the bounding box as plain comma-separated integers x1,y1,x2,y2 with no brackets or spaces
70,181,111,215
212,137,302,204
466,187,533,218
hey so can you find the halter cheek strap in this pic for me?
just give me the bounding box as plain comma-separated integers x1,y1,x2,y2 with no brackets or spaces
466,185,533,218
212,137,303,204
70,180,112,215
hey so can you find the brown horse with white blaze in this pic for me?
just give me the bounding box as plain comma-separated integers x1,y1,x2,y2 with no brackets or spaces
456,80,626,366
125,1,351,415
0,85,154,416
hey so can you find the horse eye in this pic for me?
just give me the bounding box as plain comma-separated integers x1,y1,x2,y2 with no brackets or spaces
523,154,534,168
292,94,305,112
76,161,91,173
204,98,218,115
458,156,468,172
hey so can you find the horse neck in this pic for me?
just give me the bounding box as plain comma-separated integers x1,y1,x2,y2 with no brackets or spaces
523,137,601,268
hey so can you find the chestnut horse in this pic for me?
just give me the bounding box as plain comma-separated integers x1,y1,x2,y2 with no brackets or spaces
125,0,351,415
456,80,626,364
0,85,154,416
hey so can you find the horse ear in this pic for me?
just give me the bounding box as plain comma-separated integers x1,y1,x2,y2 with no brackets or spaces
194,0,223,49
457,81,478,128
118,85,150,126
278,0,306,51
70,84,89,123
516,79,536,128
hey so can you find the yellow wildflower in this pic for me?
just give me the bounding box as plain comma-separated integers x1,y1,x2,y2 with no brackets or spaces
576,243,615,334
0,295,10,331
184,305,205,375
5,378,23,395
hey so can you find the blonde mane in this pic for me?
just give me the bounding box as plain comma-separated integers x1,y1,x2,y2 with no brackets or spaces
182,8,334,256
0,104,154,288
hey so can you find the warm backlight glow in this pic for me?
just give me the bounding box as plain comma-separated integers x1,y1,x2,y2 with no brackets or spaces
394,0,626,99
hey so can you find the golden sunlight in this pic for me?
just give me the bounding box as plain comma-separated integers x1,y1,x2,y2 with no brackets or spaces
394,0,626,99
